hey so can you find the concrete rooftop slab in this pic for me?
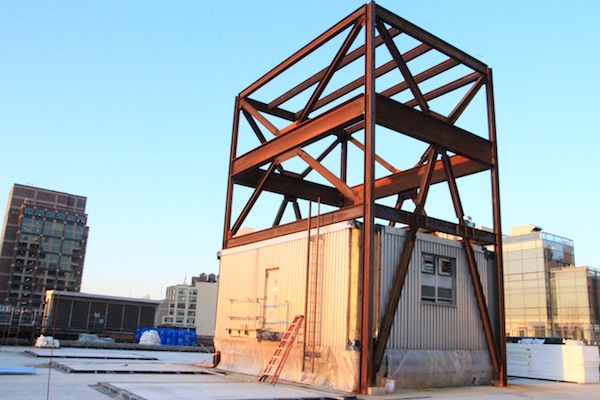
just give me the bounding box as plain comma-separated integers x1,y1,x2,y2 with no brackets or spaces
25,348,158,360
1,345,599,400
56,360,212,374
98,381,345,400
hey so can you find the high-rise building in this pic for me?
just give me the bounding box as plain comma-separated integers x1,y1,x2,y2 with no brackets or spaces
503,224,600,344
0,184,89,313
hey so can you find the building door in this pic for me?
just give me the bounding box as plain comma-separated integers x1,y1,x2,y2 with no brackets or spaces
264,268,281,333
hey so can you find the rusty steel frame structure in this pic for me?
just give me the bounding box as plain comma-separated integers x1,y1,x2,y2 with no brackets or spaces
222,3,505,393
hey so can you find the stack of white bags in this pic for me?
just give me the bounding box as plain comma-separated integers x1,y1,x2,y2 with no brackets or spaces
139,329,161,346
507,340,599,383
34,335,60,348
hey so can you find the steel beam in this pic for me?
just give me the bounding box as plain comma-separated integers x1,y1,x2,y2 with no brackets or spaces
245,98,296,122
486,68,507,386
448,75,486,124
225,204,363,249
373,148,438,374
352,154,488,201
223,97,241,248
298,18,364,122
268,26,402,110
441,151,501,375
273,198,288,227
376,19,429,112
376,5,488,74
380,58,459,99
375,204,496,244
296,150,360,203
375,95,493,166
233,168,344,207
230,161,278,236
404,72,480,109
361,2,376,391
314,43,432,116
349,136,400,174
232,95,365,176
301,138,340,178
241,7,366,98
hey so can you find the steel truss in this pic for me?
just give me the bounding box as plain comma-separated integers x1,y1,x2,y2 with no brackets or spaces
222,2,505,393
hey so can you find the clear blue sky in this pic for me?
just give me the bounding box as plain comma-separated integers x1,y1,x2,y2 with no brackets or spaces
1,1,598,299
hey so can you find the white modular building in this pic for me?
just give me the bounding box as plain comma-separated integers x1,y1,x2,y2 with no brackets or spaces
215,221,496,391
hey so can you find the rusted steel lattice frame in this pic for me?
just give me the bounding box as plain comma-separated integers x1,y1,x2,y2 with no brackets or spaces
222,2,505,392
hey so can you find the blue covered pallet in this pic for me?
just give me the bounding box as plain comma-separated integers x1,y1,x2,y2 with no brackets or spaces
135,327,196,346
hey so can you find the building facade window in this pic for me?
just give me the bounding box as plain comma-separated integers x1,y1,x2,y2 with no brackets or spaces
421,254,455,305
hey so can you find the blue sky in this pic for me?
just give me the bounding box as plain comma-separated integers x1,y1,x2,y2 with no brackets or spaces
1,1,598,299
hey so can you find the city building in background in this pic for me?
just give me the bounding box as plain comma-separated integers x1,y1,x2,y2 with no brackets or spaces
40,290,159,341
0,184,89,317
159,273,218,339
504,224,600,344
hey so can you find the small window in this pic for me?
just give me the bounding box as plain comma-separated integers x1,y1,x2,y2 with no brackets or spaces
56,213,65,220
421,254,455,305
35,210,45,217
422,254,435,274
439,257,452,276
24,208,34,215
46,211,55,219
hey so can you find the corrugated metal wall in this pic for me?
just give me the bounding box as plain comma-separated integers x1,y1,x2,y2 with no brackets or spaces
216,223,354,348
379,226,490,350
217,222,493,352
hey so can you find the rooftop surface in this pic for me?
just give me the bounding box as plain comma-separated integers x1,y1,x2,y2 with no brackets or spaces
1,345,599,400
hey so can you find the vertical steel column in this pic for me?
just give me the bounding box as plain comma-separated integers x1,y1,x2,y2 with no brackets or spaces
302,201,312,373
340,134,348,184
223,96,241,249
486,68,507,387
360,2,376,393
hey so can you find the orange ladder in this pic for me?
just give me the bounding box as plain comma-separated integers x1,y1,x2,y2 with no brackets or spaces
258,315,304,384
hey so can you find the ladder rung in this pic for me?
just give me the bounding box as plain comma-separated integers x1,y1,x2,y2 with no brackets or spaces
258,315,305,384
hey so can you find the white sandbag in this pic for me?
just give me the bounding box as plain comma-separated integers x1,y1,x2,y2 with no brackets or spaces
139,329,161,346
34,335,60,348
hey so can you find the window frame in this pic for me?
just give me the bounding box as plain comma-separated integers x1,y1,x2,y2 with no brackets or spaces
421,253,456,306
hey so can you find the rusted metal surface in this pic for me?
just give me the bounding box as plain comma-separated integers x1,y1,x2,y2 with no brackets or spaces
486,68,507,387
373,146,439,374
223,2,504,392
441,150,502,380
361,3,376,389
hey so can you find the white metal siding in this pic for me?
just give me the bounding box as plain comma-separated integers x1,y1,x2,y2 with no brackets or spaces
379,227,490,350
195,282,218,337
216,223,353,348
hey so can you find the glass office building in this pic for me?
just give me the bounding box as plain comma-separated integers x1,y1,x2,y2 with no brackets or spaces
0,184,88,314
504,224,600,344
